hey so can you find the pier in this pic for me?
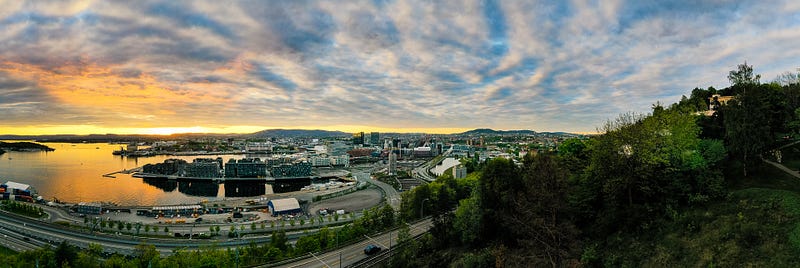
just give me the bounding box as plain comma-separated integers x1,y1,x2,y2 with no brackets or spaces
103,167,143,178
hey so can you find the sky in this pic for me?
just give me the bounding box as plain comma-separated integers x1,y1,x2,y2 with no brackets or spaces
1,0,799,135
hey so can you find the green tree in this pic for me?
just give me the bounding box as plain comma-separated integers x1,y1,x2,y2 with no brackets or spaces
271,230,288,251
54,241,78,268
504,154,579,267
133,244,159,268
478,157,520,243
453,191,481,245
164,226,169,235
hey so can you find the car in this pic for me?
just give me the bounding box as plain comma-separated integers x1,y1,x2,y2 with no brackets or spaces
364,244,381,255
194,217,203,223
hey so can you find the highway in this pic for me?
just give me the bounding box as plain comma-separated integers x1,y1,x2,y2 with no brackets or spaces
412,147,452,182
0,210,313,256
274,218,433,268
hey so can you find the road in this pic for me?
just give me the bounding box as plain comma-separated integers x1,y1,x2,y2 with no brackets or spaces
0,210,312,256
275,218,433,268
351,164,401,210
412,147,452,182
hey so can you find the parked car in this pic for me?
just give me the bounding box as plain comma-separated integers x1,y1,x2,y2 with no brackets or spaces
364,244,381,255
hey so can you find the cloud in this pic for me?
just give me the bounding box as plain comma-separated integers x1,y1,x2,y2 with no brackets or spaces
0,0,799,134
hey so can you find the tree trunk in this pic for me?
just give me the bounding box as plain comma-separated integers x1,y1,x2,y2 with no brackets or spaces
743,154,748,177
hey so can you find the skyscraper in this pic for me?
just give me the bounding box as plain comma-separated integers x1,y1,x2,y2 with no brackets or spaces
370,132,380,146
352,132,364,145
388,153,397,175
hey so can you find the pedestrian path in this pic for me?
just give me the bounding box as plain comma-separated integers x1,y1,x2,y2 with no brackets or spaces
762,140,800,179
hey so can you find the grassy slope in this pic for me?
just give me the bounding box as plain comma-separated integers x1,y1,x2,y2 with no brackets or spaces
603,162,800,267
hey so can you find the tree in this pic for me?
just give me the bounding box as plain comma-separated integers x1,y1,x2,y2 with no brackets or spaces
164,226,169,235
271,231,288,251
504,154,579,267
145,225,151,233
55,241,78,267
133,244,159,268
478,158,521,243
728,61,761,89
126,222,132,232
723,66,771,177
453,191,481,245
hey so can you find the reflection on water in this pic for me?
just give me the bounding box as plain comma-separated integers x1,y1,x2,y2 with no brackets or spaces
142,177,177,192
141,178,312,197
179,181,220,197
271,179,312,193
0,141,329,206
224,181,267,197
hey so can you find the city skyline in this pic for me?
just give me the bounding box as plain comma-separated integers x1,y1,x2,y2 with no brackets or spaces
2,1,800,135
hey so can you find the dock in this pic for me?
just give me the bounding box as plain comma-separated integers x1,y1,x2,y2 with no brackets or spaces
103,166,144,178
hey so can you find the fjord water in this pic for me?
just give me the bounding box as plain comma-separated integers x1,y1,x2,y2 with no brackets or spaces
0,141,289,206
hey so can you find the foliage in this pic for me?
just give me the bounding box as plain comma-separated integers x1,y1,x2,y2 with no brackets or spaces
1,200,45,218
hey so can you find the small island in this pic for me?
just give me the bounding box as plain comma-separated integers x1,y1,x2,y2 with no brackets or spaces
0,141,55,152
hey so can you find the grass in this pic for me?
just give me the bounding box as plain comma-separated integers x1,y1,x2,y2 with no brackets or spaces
600,161,800,267
778,142,800,171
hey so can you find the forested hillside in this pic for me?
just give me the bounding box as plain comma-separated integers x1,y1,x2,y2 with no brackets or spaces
390,63,800,267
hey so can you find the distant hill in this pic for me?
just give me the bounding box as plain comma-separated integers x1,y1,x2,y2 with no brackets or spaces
250,129,349,138
458,128,537,136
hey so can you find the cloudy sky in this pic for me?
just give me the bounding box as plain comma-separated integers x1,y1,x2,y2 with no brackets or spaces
1,0,799,135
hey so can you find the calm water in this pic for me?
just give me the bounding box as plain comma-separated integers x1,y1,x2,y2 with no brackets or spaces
0,142,311,206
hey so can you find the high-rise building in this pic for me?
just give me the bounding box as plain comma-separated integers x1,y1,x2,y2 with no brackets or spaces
352,132,364,145
370,132,380,146
388,153,397,175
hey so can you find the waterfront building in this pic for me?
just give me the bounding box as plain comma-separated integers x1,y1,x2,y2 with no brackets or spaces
224,158,267,178
143,159,187,175
184,158,222,178
270,161,312,177
76,202,104,215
